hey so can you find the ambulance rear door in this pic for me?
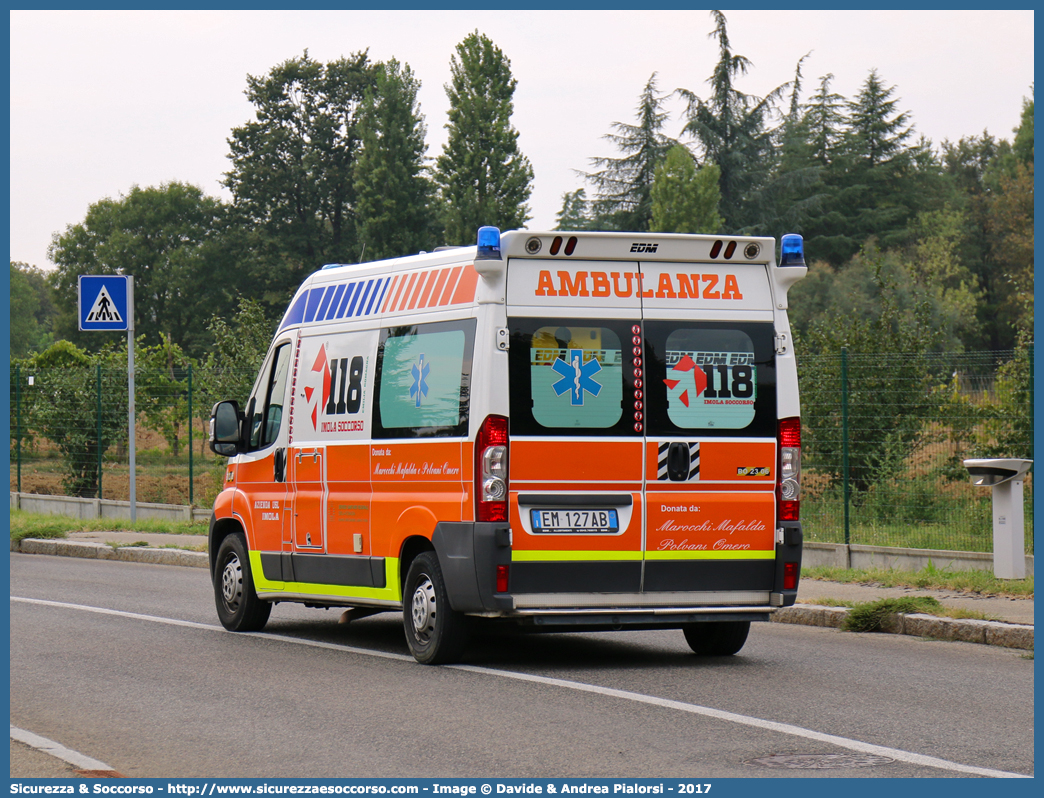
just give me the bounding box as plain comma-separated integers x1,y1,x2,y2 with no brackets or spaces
506,262,646,600
638,259,779,601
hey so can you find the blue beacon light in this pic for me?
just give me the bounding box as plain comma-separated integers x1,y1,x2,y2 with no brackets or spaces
476,226,502,260
779,234,806,267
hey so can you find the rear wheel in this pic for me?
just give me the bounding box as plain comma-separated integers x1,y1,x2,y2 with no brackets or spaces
682,621,750,656
214,533,272,632
403,551,469,664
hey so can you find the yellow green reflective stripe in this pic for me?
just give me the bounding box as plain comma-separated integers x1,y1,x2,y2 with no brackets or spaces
645,550,775,560
512,550,643,562
249,551,402,602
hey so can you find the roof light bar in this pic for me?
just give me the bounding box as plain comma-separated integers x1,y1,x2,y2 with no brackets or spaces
476,226,502,260
780,234,805,267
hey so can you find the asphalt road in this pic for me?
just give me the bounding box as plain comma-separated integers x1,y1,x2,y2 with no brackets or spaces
9,553,1035,779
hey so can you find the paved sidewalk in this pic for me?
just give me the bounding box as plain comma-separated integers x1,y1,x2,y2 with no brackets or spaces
66,530,207,550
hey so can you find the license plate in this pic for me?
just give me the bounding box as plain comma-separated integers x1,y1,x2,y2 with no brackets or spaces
530,508,619,534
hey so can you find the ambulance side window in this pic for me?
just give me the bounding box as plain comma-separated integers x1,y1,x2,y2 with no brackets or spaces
248,342,292,450
372,319,476,439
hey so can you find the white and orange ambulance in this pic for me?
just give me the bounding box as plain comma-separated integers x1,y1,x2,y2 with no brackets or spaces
208,227,807,663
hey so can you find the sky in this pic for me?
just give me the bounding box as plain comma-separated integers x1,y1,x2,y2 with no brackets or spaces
8,8,1035,273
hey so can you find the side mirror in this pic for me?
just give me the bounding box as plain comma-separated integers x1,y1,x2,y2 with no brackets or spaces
210,400,242,457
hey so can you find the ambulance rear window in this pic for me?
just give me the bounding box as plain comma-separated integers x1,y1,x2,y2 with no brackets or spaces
643,321,776,437
507,318,635,437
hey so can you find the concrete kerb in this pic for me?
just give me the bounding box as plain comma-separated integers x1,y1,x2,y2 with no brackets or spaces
772,604,1033,651
12,537,1032,650
14,537,208,569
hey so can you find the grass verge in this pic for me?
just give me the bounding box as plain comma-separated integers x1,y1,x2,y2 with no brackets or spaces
802,595,998,627
842,596,945,632
9,509,208,544
802,563,1033,598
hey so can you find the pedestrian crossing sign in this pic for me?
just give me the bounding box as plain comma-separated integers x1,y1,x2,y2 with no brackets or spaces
78,275,130,331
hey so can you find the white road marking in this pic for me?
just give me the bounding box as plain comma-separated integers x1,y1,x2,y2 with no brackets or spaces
11,724,117,772
12,596,1032,779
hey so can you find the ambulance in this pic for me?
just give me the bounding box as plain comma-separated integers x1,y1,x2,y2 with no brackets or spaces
208,227,807,664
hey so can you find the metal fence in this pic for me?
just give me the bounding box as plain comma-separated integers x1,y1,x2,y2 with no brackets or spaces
9,364,258,510
9,347,1034,553
798,346,1033,553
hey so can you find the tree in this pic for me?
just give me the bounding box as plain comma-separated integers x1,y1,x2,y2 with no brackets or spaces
986,161,1034,335
136,334,196,458
354,59,438,261
583,73,677,231
198,299,275,412
10,262,55,358
679,11,786,231
434,31,533,244
844,69,913,169
649,145,722,233
1012,92,1034,165
224,51,376,298
15,340,128,497
797,246,942,494
907,207,982,348
47,182,230,357
553,189,593,231
797,70,936,265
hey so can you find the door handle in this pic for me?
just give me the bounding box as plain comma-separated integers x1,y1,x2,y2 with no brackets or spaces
667,442,691,482
274,448,286,482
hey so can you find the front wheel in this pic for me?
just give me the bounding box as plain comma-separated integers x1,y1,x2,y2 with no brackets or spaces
682,620,750,656
214,533,272,632
402,551,469,664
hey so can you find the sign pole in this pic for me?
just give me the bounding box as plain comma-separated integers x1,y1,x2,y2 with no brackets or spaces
79,273,134,519
128,276,136,523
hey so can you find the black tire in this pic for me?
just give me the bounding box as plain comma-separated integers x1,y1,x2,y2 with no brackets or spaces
402,551,469,664
682,621,750,656
214,533,272,632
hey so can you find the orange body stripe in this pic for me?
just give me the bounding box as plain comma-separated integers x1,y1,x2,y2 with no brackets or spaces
450,264,479,305
426,269,450,307
439,267,463,305
406,271,429,310
417,269,439,307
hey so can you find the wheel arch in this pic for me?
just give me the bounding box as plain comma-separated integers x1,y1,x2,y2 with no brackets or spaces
209,513,247,580
398,535,436,595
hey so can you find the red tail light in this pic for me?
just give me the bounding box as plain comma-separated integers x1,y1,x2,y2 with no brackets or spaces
783,561,798,591
496,565,510,593
777,417,801,521
476,415,509,522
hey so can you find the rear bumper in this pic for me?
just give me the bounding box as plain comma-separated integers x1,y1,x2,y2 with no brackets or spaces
433,520,803,621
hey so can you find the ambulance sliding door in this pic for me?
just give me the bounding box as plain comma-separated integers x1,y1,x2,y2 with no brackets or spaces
289,329,377,585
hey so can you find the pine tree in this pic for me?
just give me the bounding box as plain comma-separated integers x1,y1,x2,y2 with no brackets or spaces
554,189,593,231
805,74,846,167
844,68,913,168
744,54,826,237
354,59,437,261
582,73,677,231
434,31,533,244
678,11,785,231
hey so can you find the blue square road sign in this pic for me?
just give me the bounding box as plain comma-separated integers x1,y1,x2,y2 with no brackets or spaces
79,275,130,331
